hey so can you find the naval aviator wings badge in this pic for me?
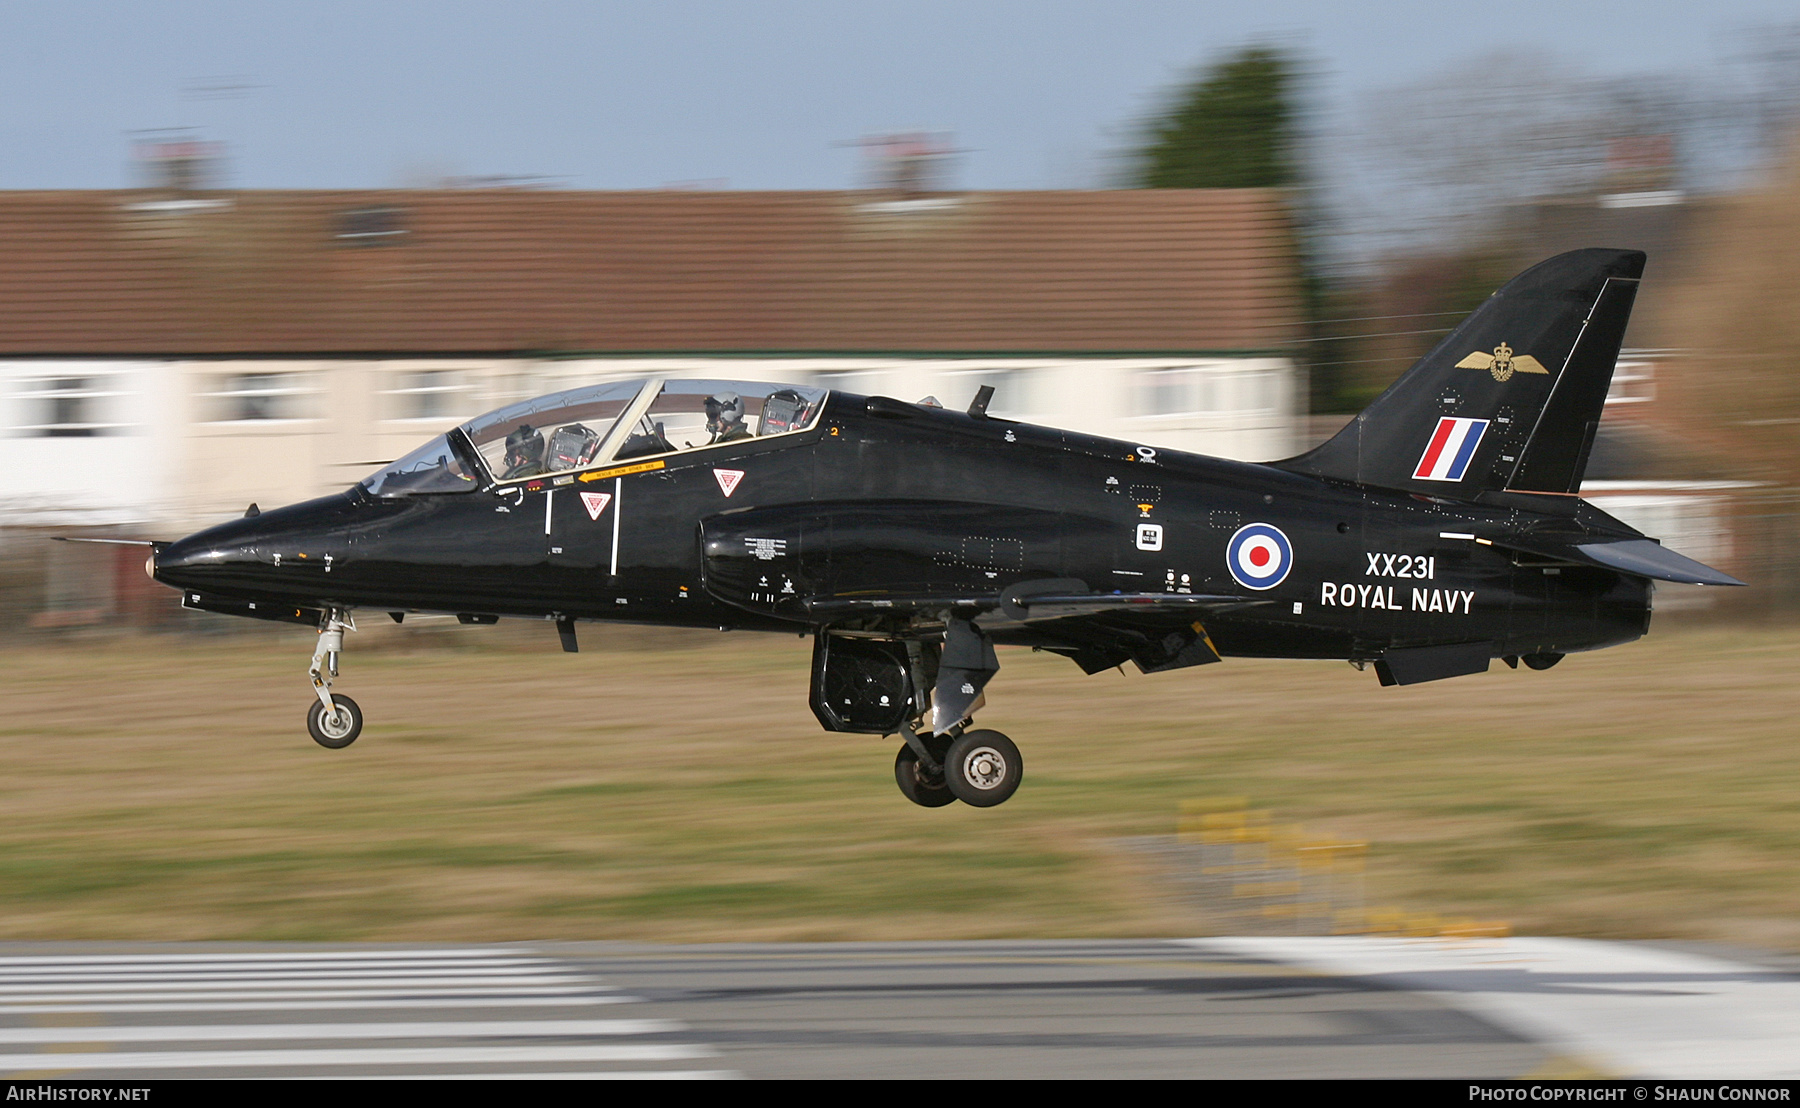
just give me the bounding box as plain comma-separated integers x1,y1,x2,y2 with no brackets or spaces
1456,341,1549,382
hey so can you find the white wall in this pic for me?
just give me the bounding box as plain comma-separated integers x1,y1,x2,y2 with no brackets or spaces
4,355,1302,533
0,360,177,527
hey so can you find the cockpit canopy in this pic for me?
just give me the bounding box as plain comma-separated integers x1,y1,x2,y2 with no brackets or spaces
360,378,828,497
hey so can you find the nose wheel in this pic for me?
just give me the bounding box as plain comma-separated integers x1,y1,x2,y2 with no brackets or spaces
307,694,363,749
305,609,362,749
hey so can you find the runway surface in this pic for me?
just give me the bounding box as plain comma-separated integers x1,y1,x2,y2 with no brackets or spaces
0,939,1794,1078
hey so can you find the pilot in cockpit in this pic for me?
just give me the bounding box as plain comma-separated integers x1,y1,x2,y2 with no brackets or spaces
705,393,752,444
502,424,546,479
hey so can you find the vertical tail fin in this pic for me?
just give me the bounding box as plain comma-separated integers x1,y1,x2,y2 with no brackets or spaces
1279,248,1644,496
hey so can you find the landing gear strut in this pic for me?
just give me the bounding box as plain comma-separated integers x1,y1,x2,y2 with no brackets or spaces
888,618,1024,808
305,609,362,749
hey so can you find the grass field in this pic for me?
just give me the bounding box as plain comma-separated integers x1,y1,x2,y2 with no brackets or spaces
4,616,1799,947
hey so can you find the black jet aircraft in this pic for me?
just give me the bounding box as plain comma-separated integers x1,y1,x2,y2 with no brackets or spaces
147,248,1742,808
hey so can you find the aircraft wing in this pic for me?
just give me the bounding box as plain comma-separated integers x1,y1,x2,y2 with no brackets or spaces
802,588,1256,622
801,582,1262,677
699,501,1261,674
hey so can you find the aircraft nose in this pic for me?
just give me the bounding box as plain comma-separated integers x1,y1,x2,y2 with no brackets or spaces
151,531,256,590
151,492,367,596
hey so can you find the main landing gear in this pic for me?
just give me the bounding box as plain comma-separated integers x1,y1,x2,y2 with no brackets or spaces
894,723,1024,809
305,609,363,749
881,616,1025,809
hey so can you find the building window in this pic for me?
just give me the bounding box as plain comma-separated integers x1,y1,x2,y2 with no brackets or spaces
1137,366,1208,417
13,377,123,436
388,370,470,421
1136,366,1282,418
210,373,311,422
1238,370,1278,414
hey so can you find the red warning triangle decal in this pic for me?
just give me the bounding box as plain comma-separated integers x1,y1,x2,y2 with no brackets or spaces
580,491,612,520
714,469,745,497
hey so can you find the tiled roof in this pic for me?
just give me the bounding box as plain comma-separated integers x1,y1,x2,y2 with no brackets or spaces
0,189,1300,355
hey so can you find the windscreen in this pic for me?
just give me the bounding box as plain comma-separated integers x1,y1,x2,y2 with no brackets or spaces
359,433,480,497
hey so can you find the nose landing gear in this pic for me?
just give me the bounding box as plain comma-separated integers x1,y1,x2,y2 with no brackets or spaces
305,610,362,749
307,693,363,749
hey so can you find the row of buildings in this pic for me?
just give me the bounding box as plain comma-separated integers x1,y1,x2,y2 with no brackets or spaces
0,186,1748,626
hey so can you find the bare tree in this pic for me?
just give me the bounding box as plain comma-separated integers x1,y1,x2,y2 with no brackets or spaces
1324,31,1800,268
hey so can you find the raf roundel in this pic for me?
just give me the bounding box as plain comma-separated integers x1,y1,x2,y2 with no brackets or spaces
1226,523,1293,591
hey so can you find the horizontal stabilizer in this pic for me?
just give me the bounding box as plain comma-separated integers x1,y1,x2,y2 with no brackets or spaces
1490,536,1744,587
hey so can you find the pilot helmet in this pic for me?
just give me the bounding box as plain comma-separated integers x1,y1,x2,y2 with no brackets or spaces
504,423,544,466
704,392,745,431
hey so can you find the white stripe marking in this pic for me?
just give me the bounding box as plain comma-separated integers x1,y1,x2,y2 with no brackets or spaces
0,967,582,983
609,476,622,575
0,1019,678,1044
0,1044,714,1070
0,992,604,1007
1193,937,1800,1080
0,950,544,965
0,975,596,994
0,996,632,1015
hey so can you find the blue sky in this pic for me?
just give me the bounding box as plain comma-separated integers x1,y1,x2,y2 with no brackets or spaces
1,0,1795,191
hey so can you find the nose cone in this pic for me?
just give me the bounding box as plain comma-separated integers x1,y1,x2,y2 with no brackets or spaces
152,518,266,593
152,491,376,601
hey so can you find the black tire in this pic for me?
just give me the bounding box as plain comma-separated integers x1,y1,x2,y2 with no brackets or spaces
944,729,1023,808
894,743,957,808
306,694,363,749
1523,652,1564,671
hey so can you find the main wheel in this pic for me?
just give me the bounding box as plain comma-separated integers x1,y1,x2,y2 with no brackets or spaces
894,743,957,808
306,694,363,749
944,729,1023,808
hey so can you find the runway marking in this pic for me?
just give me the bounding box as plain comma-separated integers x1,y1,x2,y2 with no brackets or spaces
0,964,576,979
0,995,634,1015
0,987,611,1004
0,1020,680,1043
1191,937,1800,1080
0,948,732,1079
0,1044,716,1070
0,975,603,993
0,950,539,965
